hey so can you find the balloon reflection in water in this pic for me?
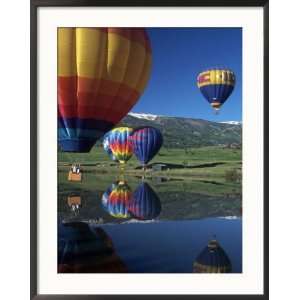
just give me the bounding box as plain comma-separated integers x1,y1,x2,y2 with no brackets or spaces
193,239,232,273
101,181,132,219
67,195,82,215
58,222,127,272
129,182,161,220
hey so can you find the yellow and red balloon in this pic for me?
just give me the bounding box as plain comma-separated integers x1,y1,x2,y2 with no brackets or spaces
58,28,152,152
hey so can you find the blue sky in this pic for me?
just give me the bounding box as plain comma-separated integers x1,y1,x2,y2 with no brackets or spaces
131,28,242,122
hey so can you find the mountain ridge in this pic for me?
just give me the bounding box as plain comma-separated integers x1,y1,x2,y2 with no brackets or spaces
119,113,242,148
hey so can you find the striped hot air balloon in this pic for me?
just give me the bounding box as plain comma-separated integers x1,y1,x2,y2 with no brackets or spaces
58,222,127,273
102,132,118,162
58,28,152,152
130,127,163,167
108,127,134,164
193,239,232,273
102,181,133,219
129,182,161,220
197,69,235,112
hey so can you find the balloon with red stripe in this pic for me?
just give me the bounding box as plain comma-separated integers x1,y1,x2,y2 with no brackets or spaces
58,28,152,152
103,181,133,219
108,127,134,164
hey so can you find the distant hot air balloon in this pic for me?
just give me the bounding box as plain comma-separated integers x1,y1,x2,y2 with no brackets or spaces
58,28,152,152
193,239,232,273
197,69,235,112
130,127,163,167
129,182,161,220
102,181,133,219
58,222,127,272
108,127,134,164
103,132,118,162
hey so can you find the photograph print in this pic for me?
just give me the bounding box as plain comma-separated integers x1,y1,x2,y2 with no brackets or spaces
57,27,242,274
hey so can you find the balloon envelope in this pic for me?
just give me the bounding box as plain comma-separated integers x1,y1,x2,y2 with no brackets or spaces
58,28,152,152
130,127,163,165
58,222,127,272
103,132,118,161
197,69,235,111
108,127,134,164
193,239,232,273
129,182,161,220
102,181,133,219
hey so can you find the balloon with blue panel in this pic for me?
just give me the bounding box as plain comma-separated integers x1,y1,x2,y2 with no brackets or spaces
102,181,133,219
108,127,134,164
102,132,118,162
197,69,235,112
130,126,163,167
193,239,232,273
129,182,161,220
58,28,152,152
58,222,127,272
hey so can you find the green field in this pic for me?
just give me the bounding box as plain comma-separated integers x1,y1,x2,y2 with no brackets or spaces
58,145,242,182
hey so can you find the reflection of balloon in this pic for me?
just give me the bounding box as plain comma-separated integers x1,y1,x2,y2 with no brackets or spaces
58,28,152,152
67,195,82,214
129,182,161,220
197,69,235,112
103,132,118,161
102,181,132,219
130,127,163,165
101,183,117,210
108,127,134,164
58,222,127,272
193,239,232,273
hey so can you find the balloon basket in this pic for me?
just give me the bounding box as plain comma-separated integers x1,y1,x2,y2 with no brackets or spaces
68,170,82,182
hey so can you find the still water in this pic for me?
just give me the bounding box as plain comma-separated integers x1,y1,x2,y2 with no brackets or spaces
58,174,242,273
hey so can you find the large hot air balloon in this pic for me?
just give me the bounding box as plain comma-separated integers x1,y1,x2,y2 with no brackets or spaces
102,181,132,219
108,127,134,164
58,28,152,152
130,127,163,167
58,222,127,272
193,239,232,273
103,132,118,162
129,182,161,220
197,69,235,112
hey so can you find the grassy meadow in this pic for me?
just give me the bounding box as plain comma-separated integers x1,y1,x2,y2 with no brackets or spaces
58,145,242,183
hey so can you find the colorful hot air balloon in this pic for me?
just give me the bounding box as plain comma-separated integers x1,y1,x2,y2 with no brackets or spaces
58,222,127,273
129,182,161,220
108,127,134,164
58,28,152,152
103,132,118,162
197,69,235,112
101,182,117,211
130,127,163,167
193,239,232,273
102,181,132,219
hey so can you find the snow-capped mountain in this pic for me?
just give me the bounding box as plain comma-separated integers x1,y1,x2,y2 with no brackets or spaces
219,121,242,125
128,112,158,121
121,113,242,148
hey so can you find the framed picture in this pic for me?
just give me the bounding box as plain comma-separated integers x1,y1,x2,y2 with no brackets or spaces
31,0,269,299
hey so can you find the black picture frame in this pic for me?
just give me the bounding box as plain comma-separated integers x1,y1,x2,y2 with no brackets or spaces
30,1,269,299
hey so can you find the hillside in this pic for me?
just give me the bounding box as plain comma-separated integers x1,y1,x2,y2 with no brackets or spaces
117,113,242,148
